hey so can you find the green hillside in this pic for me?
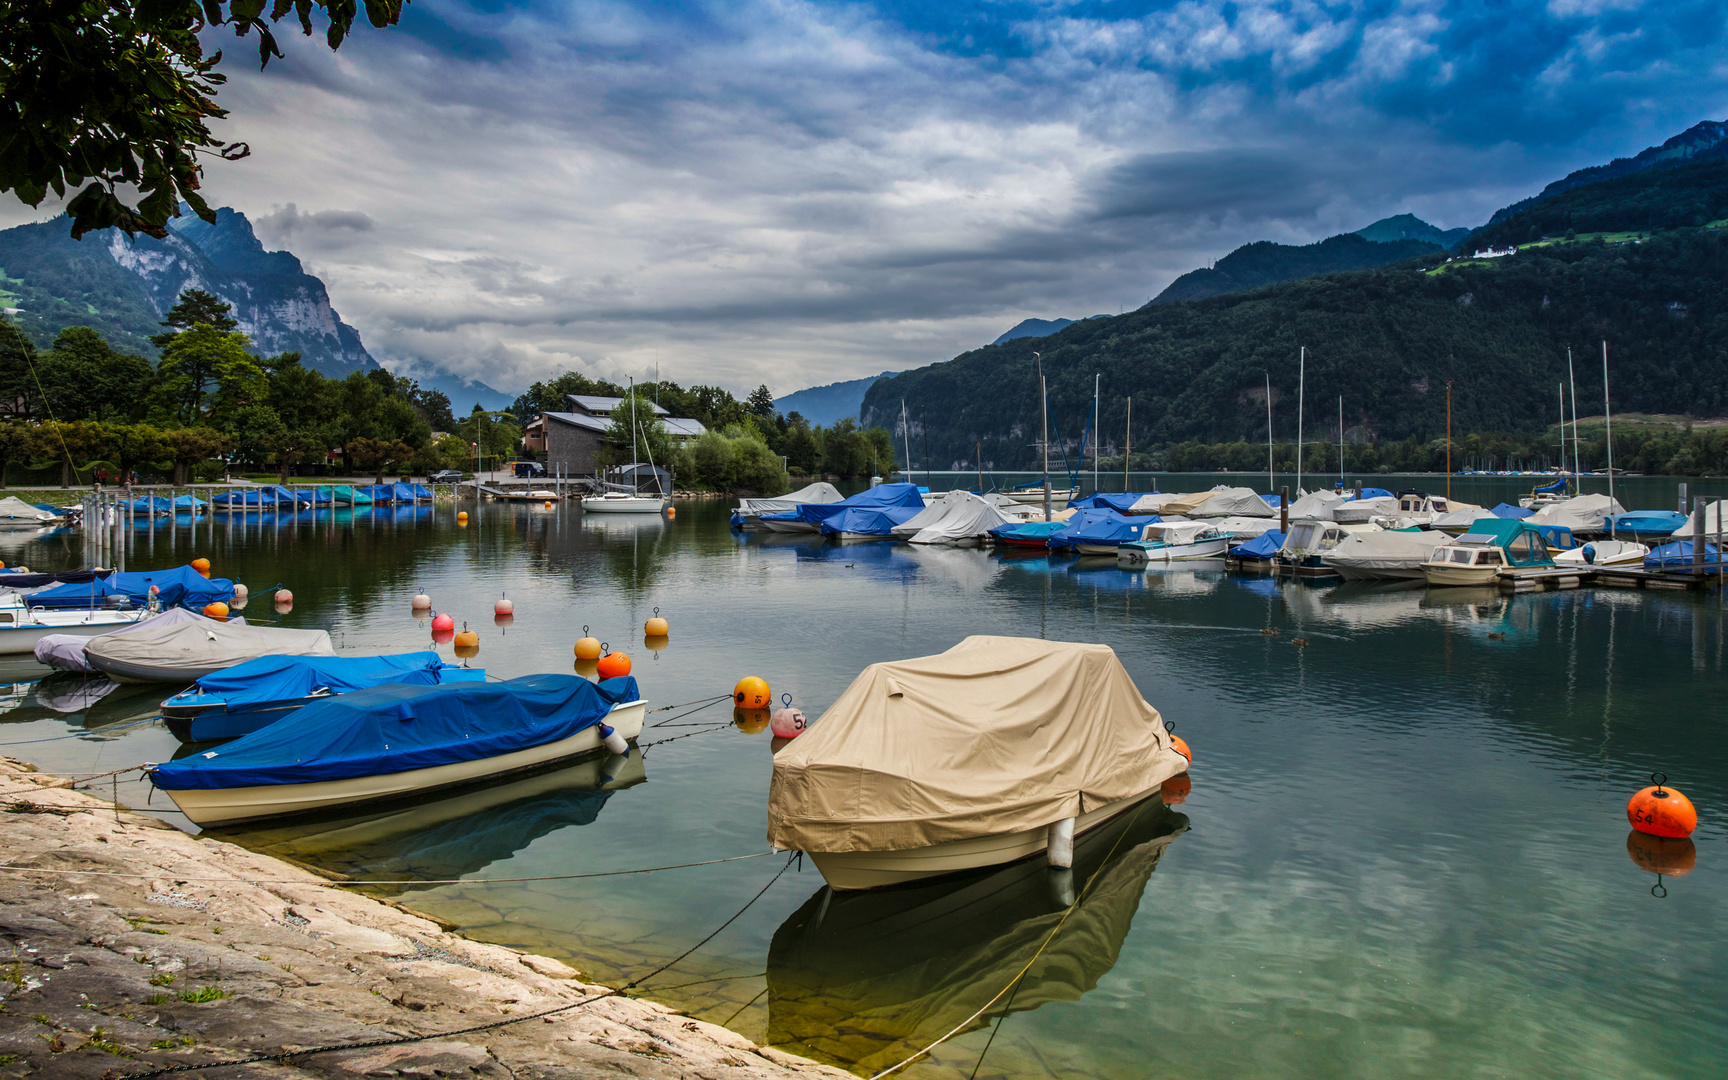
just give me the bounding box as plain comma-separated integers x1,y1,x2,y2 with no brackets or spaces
861,224,1728,468
1465,158,1728,251
1149,231,1442,305
0,223,164,356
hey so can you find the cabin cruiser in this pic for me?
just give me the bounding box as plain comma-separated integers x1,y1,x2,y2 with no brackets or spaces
1275,521,1381,576
1421,519,1577,587
1117,521,1228,564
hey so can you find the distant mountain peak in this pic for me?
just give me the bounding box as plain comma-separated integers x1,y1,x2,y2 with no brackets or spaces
1354,214,1470,248
1487,118,1728,227
993,318,1074,345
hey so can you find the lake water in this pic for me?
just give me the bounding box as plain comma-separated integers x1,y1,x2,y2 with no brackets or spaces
3,473,1724,1080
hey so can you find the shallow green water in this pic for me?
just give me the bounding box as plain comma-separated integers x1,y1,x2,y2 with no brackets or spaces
3,474,1725,1080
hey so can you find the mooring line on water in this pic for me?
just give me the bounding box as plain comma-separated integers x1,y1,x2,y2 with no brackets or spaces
638,725,731,753
648,693,730,714
646,695,730,727
0,717,159,747
0,849,778,886
116,853,798,1078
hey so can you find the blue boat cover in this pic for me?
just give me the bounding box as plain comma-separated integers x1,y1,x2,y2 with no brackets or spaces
1609,511,1687,534
820,505,922,536
1354,487,1394,500
1259,493,1281,507
129,496,173,513
990,521,1067,542
1070,492,1155,512
27,564,235,609
1534,524,1576,551
153,674,641,790
412,484,434,500
1534,477,1568,494
1490,503,1533,519
184,651,454,711
794,482,924,526
1645,540,1725,570
171,494,206,511
1232,530,1286,559
1049,509,1148,548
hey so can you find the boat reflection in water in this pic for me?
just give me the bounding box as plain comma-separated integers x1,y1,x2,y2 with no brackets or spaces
219,751,647,894
766,796,1187,1074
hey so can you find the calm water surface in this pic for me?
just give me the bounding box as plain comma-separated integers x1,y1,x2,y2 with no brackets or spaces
3,474,1725,1080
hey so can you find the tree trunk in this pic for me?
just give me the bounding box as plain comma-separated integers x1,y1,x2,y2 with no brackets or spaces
60,456,71,488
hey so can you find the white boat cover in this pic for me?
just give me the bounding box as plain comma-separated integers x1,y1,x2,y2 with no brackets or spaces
891,491,1015,544
33,607,220,672
1670,500,1728,537
1320,530,1441,572
0,497,56,522
1431,508,1486,532
1332,496,1399,523
1286,491,1346,520
1142,521,1217,544
766,636,1191,853
1527,494,1625,533
1207,516,1276,538
1189,486,1275,518
1131,492,1203,515
736,482,845,516
84,618,330,676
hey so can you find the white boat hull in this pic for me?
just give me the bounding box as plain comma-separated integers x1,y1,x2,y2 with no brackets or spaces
1118,539,1229,564
0,609,147,656
161,701,646,827
1422,563,1499,587
808,787,1160,891
1002,488,1077,510
760,517,819,533
581,496,668,513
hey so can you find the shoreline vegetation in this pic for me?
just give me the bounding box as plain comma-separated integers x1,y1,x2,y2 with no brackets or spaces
0,756,848,1079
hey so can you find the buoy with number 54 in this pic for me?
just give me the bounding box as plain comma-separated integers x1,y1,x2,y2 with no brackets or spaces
1628,773,1697,838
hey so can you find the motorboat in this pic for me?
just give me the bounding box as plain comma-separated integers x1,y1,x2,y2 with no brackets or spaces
23,564,234,611
732,482,844,528
1554,539,1648,568
1605,511,1688,539
1002,483,1078,510
34,607,214,671
1517,476,1572,510
85,619,336,683
1047,509,1152,555
1320,529,1442,581
148,673,645,826
1421,518,1574,587
766,637,1190,891
820,505,922,542
1117,521,1228,563
580,491,667,513
890,491,1015,546
1275,520,1381,577
988,520,1068,548
160,651,487,742
1525,494,1625,537
762,482,924,534
0,496,61,528
0,595,149,655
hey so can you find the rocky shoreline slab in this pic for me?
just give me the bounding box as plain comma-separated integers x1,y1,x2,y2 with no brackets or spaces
0,758,849,1080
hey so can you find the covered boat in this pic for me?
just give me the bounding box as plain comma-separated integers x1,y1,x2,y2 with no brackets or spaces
1644,540,1727,571
1228,529,1285,564
1526,494,1625,536
314,485,374,506
766,637,1190,890
820,505,923,541
25,564,235,611
1118,521,1227,563
1320,529,1440,581
890,492,1014,546
0,496,59,526
33,607,214,671
1188,486,1275,519
1068,492,1157,513
1554,539,1648,568
1669,500,1728,538
1276,521,1380,575
86,619,334,683
1603,511,1688,538
1047,509,1151,554
732,482,844,527
161,651,488,742
1421,518,1566,586
1206,515,1277,540
149,673,645,826
1332,496,1400,524
1284,491,1346,521
1491,502,1534,519
761,482,924,534
989,520,1068,548
128,496,175,516
1125,492,1190,516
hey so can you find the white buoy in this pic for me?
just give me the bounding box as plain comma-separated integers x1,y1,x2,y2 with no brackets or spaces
233,583,249,601
1046,816,1076,869
597,721,629,756
412,592,432,609
273,588,293,604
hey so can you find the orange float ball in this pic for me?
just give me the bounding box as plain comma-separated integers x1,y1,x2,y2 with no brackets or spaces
1160,772,1192,806
1626,830,1696,877
202,601,229,621
190,557,211,573
453,629,479,649
666,507,676,518
645,616,669,636
734,676,771,710
1628,777,1697,838
1171,735,1192,762
574,636,603,660
596,652,632,679
430,613,455,632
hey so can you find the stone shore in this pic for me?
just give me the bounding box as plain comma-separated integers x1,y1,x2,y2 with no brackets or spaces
0,758,850,1080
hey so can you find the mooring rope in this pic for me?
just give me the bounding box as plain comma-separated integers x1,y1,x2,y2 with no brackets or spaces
116,853,798,1078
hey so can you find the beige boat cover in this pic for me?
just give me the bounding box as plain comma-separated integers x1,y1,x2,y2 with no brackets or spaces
766,636,1189,853
84,619,334,672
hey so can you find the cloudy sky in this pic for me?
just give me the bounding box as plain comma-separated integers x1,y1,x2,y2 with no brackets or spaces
20,1,1728,396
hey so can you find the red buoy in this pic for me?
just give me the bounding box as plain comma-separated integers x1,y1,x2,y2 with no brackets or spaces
597,652,632,679
1628,773,1697,838
430,612,455,633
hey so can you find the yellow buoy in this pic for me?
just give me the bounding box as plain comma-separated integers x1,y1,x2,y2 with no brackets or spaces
574,627,603,659
734,676,771,710
191,557,211,573
453,629,479,649
457,511,469,525
645,607,668,636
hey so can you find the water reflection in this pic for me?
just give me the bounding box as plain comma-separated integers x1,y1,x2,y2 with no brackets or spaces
766,798,1188,1073
222,751,648,893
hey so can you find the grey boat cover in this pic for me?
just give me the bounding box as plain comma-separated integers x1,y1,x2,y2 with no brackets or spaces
84,618,330,680
0,496,56,522
736,482,845,517
1527,494,1625,533
1188,486,1275,518
1126,492,1193,515
1332,496,1399,523
891,491,1015,544
1207,515,1276,538
1671,499,1728,537
1286,490,1346,520
33,607,221,672
1320,530,1443,573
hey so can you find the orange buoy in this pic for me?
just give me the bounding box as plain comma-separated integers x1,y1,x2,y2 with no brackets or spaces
1171,735,1192,762
574,627,602,659
734,676,771,710
1628,774,1697,838
1160,772,1192,805
431,612,455,633
274,588,293,604
1626,830,1696,877
544,501,553,509
457,511,469,525
645,612,668,636
666,507,676,518
733,707,771,734
597,652,632,679
202,601,229,621
190,557,210,573
643,634,669,652
453,628,479,649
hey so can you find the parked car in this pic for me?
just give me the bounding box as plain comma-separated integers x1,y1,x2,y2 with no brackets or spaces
512,462,547,478
429,470,471,483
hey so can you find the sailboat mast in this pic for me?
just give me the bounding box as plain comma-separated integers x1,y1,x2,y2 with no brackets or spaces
1603,340,1615,504
1445,380,1452,501
629,376,638,488
1037,352,1050,522
1296,346,1305,494
1338,395,1344,486
1265,373,1273,494
1124,396,1132,493
976,438,982,493
1093,373,1100,497
1558,382,1565,477
1567,347,1581,484
900,399,912,483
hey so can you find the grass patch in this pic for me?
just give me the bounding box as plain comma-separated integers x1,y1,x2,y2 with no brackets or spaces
177,986,229,1004
82,1028,132,1056
32,1014,50,1025
143,993,169,1006
147,974,174,987
0,1053,16,1065
150,1036,195,1050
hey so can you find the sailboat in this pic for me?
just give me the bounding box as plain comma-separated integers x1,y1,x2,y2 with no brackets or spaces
582,377,670,513
1005,353,1077,512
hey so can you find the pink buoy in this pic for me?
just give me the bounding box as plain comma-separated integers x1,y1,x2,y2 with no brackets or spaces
494,592,514,616
273,589,293,604
431,612,455,632
770,704,807,739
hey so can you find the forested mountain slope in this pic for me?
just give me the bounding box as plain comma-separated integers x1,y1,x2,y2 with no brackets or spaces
1149,232,1444,306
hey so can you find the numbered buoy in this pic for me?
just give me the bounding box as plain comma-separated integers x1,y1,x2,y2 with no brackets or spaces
645,607,668,636
1628,773,1697,838
274,588,293,604
574,627,602,659
734,676,771,710
643,634,669,652
202,601,229,621
191,557,210,573
412,592,432,609
1626,830,1696,877
494,593,514,616
733,707,771,734
233,584,249,602
597,651,632,679
770,694,806,739
431,612,455,633
1160,772,1192,805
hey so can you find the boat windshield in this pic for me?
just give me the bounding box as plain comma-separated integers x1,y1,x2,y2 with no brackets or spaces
1450,549,1474,564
